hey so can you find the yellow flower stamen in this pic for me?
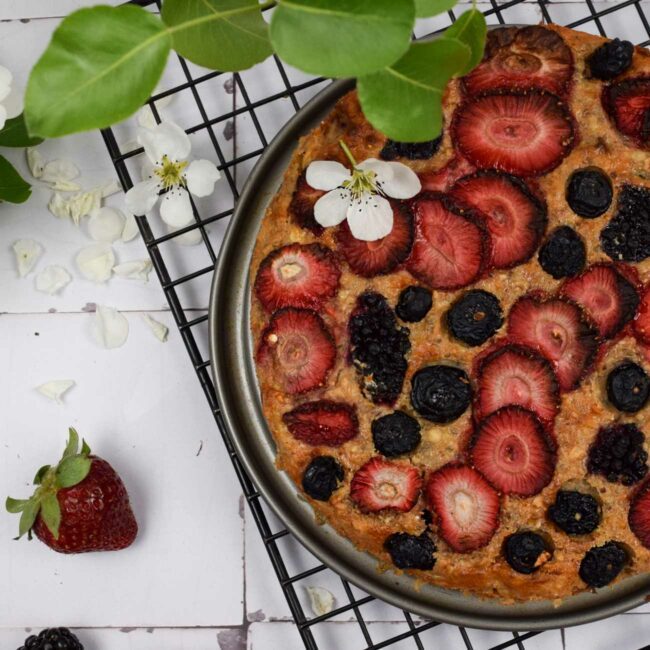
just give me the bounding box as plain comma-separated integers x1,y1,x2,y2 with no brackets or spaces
153,154,188,191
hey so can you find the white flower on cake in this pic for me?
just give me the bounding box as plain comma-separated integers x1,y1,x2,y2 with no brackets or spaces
306,141,421,241
0,64,23,130
125,121,221,228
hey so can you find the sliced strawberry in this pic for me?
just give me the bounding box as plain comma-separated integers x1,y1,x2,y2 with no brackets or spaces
475,344,559,424
634,284,650,344
470,406,556,496
419,156,476,192
560,264,639,338
335,202,413,277
288,172,326,234
350,457,422,513
283,400,358,447
406,193,489,290
602,78,650,148
425,463,500,553
629,479,650,549
254,243,341,312
257,308,336,394
452,91,575,177
463,26,573,97
507,295,599,391
450,171,547,269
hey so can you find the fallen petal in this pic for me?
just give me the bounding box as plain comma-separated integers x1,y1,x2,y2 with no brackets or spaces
305,586,335,617
91,305,129,349
48,192,71,220
141,313,169,342
88,207,126,243
121,213,140,242
12,239,43,277
113,259,152,282
41,159,80,184
26,148,44,179
99,179,122,198
49,180,82,192
35,265,72,295
76,243,115,283
35,380,75,404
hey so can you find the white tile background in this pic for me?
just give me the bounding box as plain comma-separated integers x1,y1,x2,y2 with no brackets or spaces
0,1,649,648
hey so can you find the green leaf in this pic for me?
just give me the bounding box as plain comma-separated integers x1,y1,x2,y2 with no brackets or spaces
81,439,91,456
357,37,471,142
161,0,273,71
0,154,31,204
0,113,44,148
63,428,79,459
24,5,171,138
6,497,30,514
56,456,91,489
415,0,458,18
40,493,62,539
33,465,51,485
18,499,40,539
444,8,487,74
270,0,415,78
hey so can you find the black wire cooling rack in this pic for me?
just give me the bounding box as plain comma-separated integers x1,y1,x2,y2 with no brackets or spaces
100,1,650,647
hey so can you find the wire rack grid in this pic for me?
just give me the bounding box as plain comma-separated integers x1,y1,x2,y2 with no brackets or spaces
100,1,650,648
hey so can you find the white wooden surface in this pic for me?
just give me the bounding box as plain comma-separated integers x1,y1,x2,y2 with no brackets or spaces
0,2,649,649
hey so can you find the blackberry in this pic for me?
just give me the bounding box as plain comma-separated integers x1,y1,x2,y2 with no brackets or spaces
410,365,472,423
349,291,411,405
587,38,634,80
380,136,442,161
18,628,84,650
503,532,552,574
302,456,344,501
372,411,422,457
538,226,586,279
548,490,601,535
396,286,433,323
446,290,503,346
384,532,437,570
607,361,650,413
566,169,613,218
579,541,629,588
587,423,648,486
601,185,650,263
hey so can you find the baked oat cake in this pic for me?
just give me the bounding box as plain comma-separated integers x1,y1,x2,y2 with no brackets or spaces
250,23,650,602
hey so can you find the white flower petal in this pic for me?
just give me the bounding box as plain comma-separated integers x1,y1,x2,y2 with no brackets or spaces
3,83,23,119
0,65,12,102
137,105,158,130
381,161,422,199
185,159,220,197
99,179,122,198
35,380,75,405
91,305,129,349
306,161,351,191
35,265,72,295
346,193,393,241
12,239,42,277
313,188,351,227
357,157,393,186
141,313,169,342
50,180,82,192
305,587,335,617
69,189,102,225
121,213,140,242
140,158,155,182
0,104,7,131
48,192,71,220
160,189,193,227
125,178,160,215
41,159,80,184
87,207,126,243
138,121,191,165
113,259,152,282
170,226,203,246
76,243,115,283
26,148,44,179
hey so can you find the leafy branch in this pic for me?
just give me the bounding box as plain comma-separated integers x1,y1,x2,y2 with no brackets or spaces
24,0,486,143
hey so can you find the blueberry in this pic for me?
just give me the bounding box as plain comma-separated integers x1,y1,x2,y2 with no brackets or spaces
302,456,344,501
384,532,436,569
548,490,601,535
579,541,629,587
396,286,433,323
503,531,552,574
411,365,472,423
566,169,613,218
446,290,503,346
587,38,634,80
607,361,650,413
372,411,422,457
538,226,586,279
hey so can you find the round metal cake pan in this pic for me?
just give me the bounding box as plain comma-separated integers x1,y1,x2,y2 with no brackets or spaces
209,73,650,630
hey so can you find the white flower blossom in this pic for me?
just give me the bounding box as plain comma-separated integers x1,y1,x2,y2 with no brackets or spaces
125,121,220,228
12,239,42,277
35,265,72,295
306,142,421,241
0,65,22,130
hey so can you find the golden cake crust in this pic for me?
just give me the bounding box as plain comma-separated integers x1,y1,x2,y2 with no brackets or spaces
249,24,650,602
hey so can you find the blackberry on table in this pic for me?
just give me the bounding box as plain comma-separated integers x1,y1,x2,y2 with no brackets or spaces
410,365,472,423
446,290,503,346
587,423,648,486
396,285,433,323
349,291,411,405
601,184,650,263
18,628,84,650
548,490,601,535
384,532,436,570
566,168,613,218
503,531,552,574
372,411,422,457
607,361,650,413
538,226,586,279
579,541,629,588
302,456,344,501
380,136,442,161
587,38,634,80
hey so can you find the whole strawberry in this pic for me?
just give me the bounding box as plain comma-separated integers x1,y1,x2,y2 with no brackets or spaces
6,428,137,553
